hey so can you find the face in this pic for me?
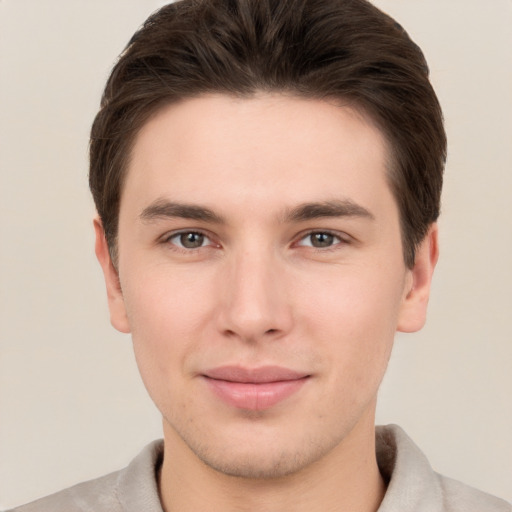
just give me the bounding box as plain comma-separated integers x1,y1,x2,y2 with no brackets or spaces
96,94,436,478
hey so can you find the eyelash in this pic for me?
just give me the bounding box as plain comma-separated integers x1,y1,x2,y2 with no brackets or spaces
162,230,216,251
295,230,350,249
161,229,351,254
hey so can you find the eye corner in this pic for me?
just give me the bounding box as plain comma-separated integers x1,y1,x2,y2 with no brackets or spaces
160,229,220,251
294,230,351,250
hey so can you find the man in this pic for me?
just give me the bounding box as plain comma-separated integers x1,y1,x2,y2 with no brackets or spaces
10,0,510,511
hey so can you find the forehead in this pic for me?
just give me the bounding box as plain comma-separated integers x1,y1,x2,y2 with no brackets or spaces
122,93,395,220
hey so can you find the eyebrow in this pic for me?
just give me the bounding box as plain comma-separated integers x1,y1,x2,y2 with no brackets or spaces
140,199,224,224
139,198,374,225
283,200,375,222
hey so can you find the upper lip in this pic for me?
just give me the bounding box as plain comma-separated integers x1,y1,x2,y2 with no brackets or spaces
202,365,309,383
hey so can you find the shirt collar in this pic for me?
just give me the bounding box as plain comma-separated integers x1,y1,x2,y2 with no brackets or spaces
116,425,442,512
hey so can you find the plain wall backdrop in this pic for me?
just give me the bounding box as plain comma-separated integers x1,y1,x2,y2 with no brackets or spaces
1,0,511,508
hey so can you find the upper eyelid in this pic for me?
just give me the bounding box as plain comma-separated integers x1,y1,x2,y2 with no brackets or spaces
158,228,352,247
295,228,351,242
157,230,217,252
162,228,214,241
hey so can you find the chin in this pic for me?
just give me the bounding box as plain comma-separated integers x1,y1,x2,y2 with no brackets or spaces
175,419,343,480
194,443,321,480
161,385,379,480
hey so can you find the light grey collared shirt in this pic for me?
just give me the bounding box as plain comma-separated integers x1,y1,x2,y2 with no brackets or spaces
9,425,511,512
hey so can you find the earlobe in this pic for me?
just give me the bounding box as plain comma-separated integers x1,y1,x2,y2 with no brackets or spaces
397,224,439,333
93,217,131,334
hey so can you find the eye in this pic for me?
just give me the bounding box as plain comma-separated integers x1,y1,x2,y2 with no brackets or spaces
167,231,213,249
297,231,345,248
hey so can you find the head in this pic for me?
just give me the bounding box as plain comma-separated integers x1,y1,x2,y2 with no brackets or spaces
91,0,445,482
89,0,446,269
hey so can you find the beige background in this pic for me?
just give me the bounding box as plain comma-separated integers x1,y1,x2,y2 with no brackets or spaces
1,0,511,508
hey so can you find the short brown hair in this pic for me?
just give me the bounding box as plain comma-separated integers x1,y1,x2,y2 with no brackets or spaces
89,0,446,267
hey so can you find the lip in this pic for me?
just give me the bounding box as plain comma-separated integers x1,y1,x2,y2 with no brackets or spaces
202,366,310,411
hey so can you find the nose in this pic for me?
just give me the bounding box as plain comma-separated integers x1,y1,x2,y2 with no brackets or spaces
216,247,293,343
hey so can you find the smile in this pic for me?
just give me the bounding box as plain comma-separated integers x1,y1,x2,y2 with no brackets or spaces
202,366,310,411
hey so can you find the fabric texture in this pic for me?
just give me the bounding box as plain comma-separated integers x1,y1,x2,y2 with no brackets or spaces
9,425,511,512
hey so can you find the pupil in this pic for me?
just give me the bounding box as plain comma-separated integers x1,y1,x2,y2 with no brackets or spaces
181,232,204,248
312,233,333,247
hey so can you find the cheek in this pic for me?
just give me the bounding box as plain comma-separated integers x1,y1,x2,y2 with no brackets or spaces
123,260,215,335
120,265,217,397
297,263,405,380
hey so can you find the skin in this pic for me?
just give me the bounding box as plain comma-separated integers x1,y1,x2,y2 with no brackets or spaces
95,93,438,512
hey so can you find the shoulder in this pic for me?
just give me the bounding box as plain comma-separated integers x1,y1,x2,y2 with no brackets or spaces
7,470,122,512
8,440,164,512
376,425,511,512
436,473,512,512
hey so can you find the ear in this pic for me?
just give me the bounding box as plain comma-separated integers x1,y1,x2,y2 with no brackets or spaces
397,224,439,333
94,217,131,333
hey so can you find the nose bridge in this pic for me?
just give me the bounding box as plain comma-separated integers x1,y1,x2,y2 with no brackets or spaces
219,241,291,341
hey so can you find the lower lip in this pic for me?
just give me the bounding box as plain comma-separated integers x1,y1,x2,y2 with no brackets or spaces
204,377,308,411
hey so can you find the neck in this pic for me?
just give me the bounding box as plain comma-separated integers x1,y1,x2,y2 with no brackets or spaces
158,411,385,512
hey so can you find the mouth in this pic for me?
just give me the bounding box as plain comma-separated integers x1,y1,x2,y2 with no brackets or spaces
201,366,310,411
